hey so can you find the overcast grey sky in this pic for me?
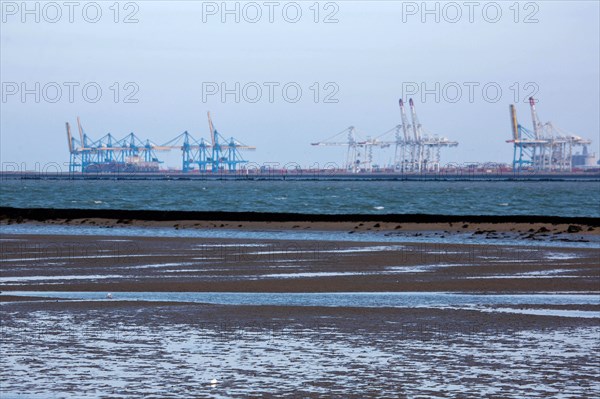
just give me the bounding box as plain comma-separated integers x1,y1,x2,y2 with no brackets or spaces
1,1,599,170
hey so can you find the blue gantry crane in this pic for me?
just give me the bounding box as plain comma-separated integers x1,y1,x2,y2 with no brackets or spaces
66,113,255,173
66,117,162,173
207,112,255,173
160,131,211,172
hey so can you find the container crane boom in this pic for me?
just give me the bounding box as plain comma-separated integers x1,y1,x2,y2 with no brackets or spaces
399,99,411,141
66,122,74,153
208,111,216,146
529,97,543,140
76,116,84,145
409,98,421,141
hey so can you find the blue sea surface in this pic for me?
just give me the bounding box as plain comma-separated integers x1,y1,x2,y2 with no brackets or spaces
1,180,599,217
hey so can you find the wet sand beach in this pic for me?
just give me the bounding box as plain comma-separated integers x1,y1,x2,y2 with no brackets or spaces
1,299,599,398
1,212,599,397
0,231,599,293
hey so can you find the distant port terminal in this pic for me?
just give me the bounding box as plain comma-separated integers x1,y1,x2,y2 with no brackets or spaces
3,97,598,181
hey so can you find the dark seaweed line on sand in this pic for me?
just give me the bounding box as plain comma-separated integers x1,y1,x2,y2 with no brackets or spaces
1,207,599,226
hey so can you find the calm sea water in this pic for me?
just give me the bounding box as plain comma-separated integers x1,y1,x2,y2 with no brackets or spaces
1,180,599,217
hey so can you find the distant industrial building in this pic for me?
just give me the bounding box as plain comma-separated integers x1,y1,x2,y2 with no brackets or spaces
571,146,598,169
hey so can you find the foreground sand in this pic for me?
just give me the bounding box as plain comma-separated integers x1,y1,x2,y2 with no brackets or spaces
1,229,599,292
1,219,599,397
1,299,599,398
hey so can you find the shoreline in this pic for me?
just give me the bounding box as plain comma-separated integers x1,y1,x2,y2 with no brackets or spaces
3,206,599,226
2,207,598,249
2,171,600,181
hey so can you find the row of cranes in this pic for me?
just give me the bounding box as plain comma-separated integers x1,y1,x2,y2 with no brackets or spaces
508,98,592,172
66,112,255,173
312,98,458,173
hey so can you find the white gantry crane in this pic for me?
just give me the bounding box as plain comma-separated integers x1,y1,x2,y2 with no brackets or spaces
311,126,375,173
311,99,458,173
369,98,458,172
508,97,592,172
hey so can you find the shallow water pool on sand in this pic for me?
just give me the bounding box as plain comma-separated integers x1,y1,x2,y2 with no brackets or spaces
5,291,599,318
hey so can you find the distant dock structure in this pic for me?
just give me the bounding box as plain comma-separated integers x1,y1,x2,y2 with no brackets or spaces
507,98,594,172
311,98,458,173
66,113,255,173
